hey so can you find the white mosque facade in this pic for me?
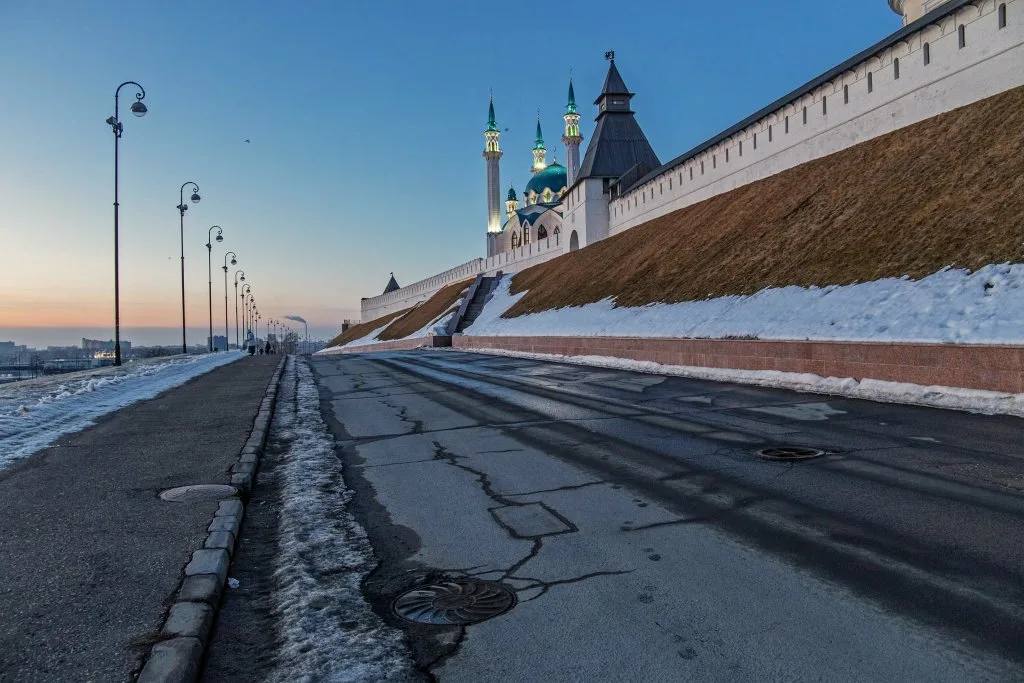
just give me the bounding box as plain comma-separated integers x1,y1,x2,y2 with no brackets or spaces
361,0,1024,321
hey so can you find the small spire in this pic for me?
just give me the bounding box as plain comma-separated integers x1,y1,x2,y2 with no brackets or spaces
533,115,545,150
486,96,498,132
566,79,577,114
507,186,517,201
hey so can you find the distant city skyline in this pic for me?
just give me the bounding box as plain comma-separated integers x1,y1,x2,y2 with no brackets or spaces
0,1,898,344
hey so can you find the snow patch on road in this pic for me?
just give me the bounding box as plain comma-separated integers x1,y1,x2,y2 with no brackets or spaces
270,357,414,682
449,347,1024,417
0,352,243,469
466,264,1024,344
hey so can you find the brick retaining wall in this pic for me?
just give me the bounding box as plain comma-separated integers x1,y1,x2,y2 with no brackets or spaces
451,336,1024,394
335,336,452,354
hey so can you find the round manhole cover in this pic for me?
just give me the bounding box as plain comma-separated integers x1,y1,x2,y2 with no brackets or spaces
159,484,238,503
392,580,516,625
757,446,825,461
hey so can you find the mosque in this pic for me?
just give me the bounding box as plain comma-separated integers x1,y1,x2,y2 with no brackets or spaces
482,52,659,259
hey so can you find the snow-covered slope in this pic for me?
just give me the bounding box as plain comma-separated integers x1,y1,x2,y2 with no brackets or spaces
466,264,1024,345
0,352,243,469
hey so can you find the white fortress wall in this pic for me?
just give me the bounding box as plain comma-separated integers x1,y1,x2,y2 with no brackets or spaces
360,234,569,321
610,0,1022,235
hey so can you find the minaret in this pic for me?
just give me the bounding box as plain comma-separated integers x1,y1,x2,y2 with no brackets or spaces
562,79,583,185
483,97,502,241
505,186,518,218
531,117,547,174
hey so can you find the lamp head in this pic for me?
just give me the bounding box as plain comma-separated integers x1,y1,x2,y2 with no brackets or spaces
190,192,201,204
216,233,223,243
130,100,148,117
230,257,237,265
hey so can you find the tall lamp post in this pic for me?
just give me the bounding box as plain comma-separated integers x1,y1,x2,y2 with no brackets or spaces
205,225,223,351
176,181,201,353
222,251,237,350
233,271,245,349
106,81,147,366
241,285,252,346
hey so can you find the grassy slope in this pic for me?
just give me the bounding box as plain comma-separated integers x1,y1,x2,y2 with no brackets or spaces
327,308,411,348
507,85,1024,316
377,278,472,340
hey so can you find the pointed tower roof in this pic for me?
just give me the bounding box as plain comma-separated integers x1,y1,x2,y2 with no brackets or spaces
566,79,577,114
533,117,545,150
383,272,401,294
507,186,517,201
486,97,498,132
577,55,660,184
596,60,631,101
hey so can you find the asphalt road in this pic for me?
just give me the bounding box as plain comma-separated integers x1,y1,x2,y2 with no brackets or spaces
0,355,279,681
309,349,1024,681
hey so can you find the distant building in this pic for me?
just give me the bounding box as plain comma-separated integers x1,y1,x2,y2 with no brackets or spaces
82,338,131,356
0,341,28,361
208,335,229,351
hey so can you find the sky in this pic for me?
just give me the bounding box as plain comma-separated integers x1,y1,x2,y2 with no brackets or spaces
0,0,899,347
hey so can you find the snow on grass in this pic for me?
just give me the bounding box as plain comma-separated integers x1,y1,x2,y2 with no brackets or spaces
466,264,1024,344
319,319,398,354
269,357,414,682
449,347,1024,417
0,352,243,469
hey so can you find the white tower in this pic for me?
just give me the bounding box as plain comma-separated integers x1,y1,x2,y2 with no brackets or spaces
483,97,503,256
562,79,583,185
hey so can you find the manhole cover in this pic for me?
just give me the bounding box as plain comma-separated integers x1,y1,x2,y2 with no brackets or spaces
159,484,238,502
757,446,825,461
392,580,516,625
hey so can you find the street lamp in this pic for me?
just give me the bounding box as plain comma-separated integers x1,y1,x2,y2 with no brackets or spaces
221,251,237,351
176,181,201,354
205,225,223,352
106,80,147,366
232,268,244,350
241,284,252,346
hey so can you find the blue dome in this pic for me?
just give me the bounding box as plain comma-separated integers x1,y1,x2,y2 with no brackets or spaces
525,162,567,200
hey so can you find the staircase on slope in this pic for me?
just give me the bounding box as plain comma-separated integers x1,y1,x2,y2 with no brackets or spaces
455,276,501,333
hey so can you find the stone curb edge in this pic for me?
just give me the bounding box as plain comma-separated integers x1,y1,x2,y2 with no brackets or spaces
137,356,288,682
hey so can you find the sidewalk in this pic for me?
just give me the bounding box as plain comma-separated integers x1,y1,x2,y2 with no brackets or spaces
0,355,279,681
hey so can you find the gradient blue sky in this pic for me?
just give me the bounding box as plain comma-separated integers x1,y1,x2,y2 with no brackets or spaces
0,1,899,346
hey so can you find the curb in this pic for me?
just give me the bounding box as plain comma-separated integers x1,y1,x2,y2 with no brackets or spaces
138,356,287,683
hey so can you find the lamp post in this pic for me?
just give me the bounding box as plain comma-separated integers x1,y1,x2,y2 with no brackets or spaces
176,181,201,354
205,225,223,351
233,269,244,349
106,81,147,366
241,284,252,346
222,251,237,351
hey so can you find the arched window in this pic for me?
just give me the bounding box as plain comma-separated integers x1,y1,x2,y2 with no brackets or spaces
511,231,520,248
999,3,1007,28
553,226,560,236
923,42,930,65
893,58,900,79
569,230,580,252
537,226,548,240
958,24,966,48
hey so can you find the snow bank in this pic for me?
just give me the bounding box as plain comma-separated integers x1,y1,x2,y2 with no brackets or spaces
450,347,1024,417
466,264,1024,344
269,357,414,681
0,352,243,469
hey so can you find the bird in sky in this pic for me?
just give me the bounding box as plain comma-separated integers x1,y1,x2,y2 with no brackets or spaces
243,138,251,143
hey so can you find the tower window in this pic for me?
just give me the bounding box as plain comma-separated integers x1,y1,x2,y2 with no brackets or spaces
868,72,873,93
659,183,663,195
844,84,849,103
725,148,729,162
802,107,807,125
958,24,966,48
753,132,758,149
768,124,773,142
690,167,694,180
678,172,682,185
669,177,672,190
893,58,900,79
923,42,930,65
739,140,743,157
999,3,1007,28
700,160,705,175
822,96,827,115
785,116,790,134
712,155,716,169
